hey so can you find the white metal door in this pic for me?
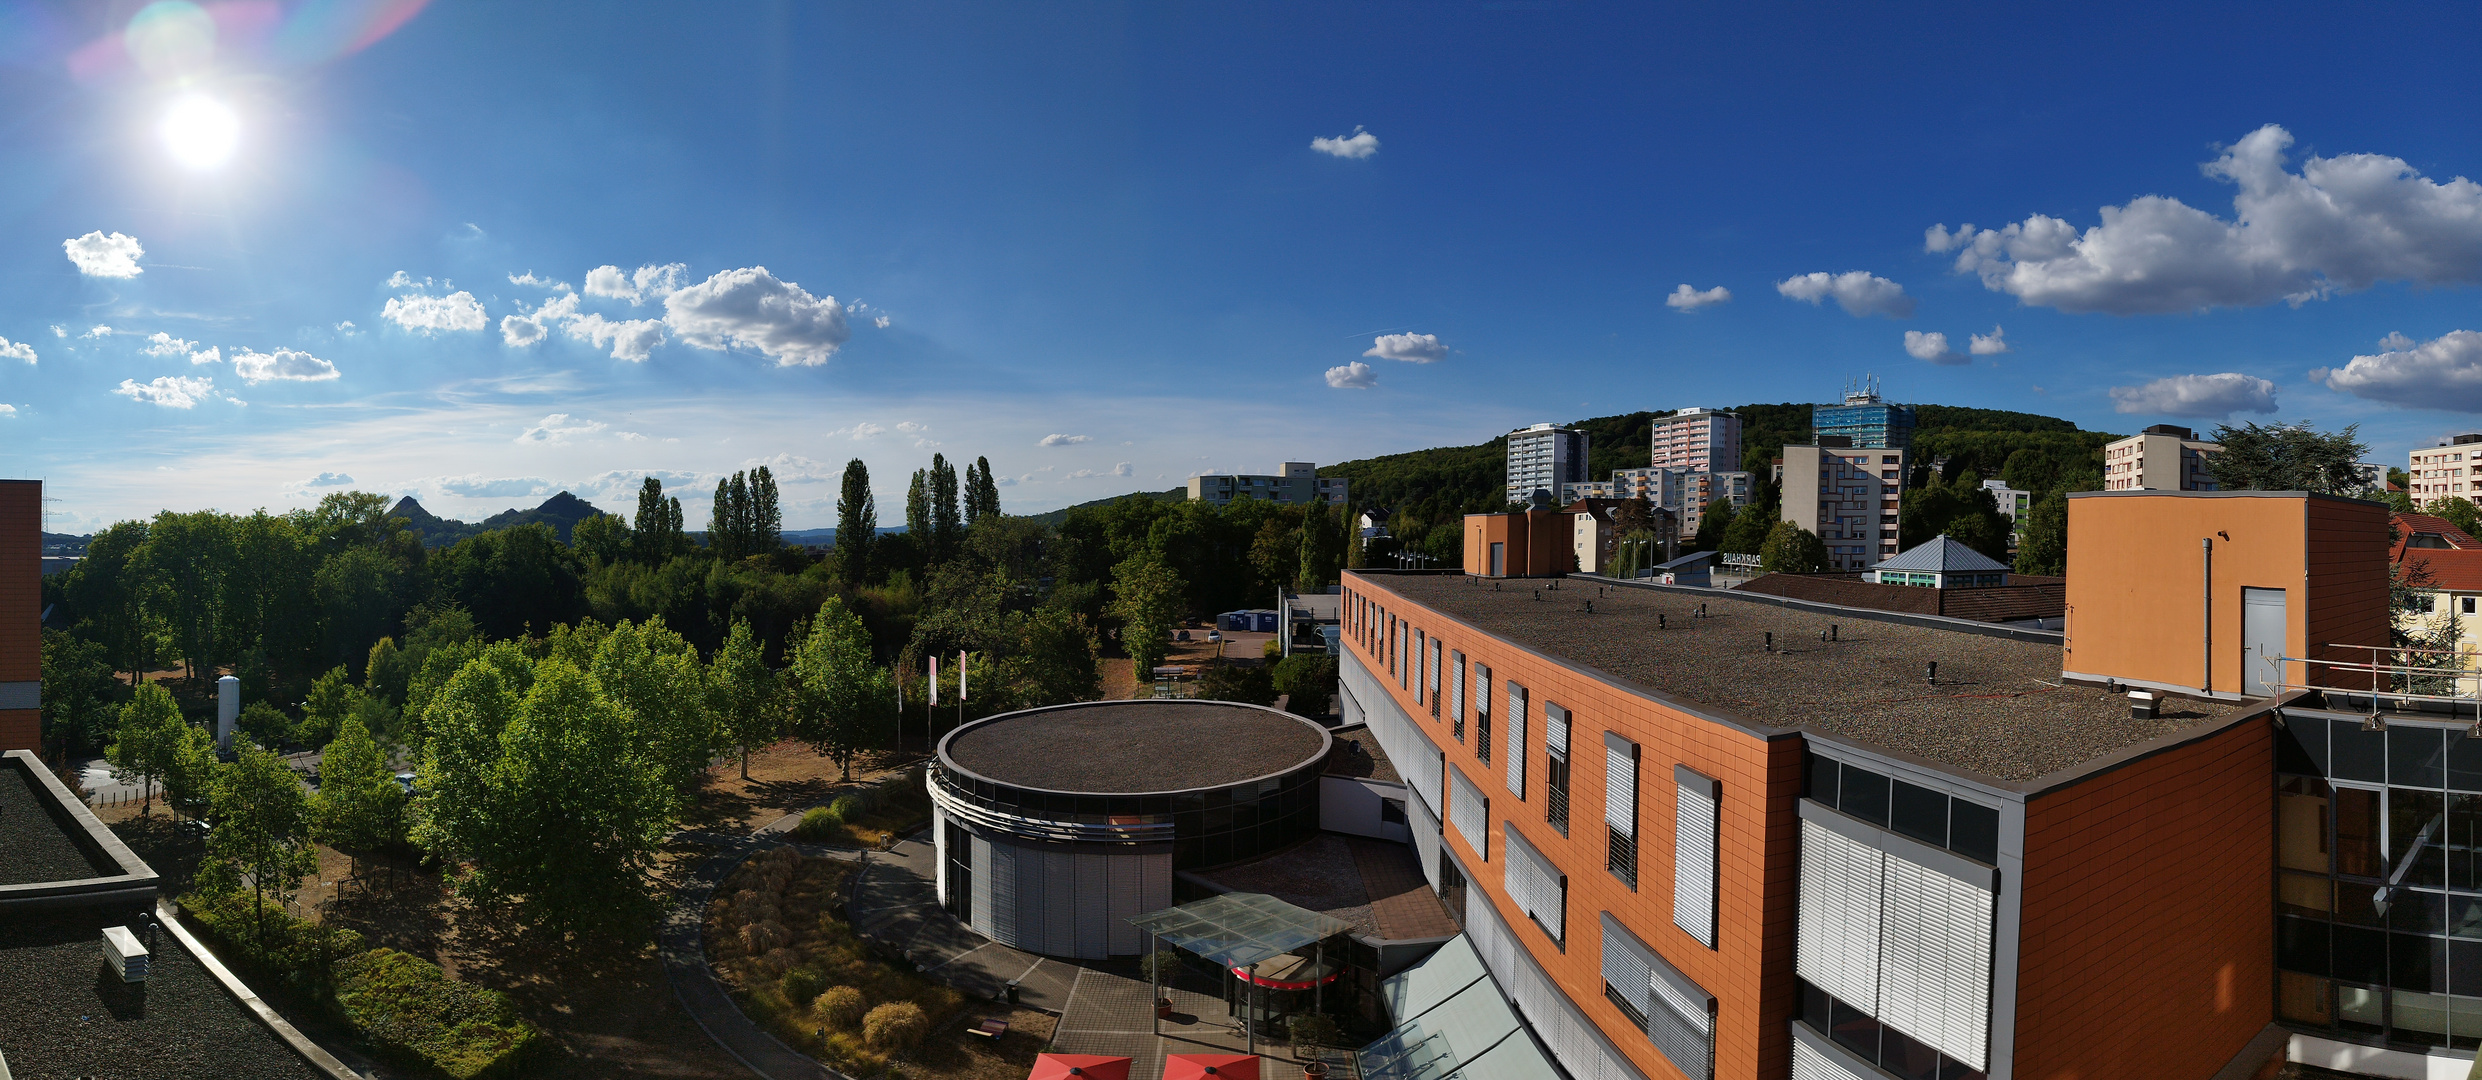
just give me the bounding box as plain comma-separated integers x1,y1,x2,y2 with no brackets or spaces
2243,587,2287,696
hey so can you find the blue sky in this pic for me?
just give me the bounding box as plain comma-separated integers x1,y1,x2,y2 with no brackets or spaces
4,1,2482,530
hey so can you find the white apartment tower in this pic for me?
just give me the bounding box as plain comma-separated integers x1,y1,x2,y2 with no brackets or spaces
1505,423,1588,505
2102,425,2223,492
1649,407,1742,472
2408,434,2482,500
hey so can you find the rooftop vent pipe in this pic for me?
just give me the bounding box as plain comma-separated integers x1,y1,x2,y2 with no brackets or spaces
1927,662,1938,685
1764,632,1774,652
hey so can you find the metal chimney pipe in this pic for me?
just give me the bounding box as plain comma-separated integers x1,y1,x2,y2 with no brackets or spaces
2202,537,2214,696
216,675,239,751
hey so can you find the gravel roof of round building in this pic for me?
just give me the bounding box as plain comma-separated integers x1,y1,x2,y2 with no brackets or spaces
942,700,1331,794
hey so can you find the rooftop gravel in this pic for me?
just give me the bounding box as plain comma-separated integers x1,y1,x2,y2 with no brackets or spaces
944,701,1330,793
0,908,324,1080
1363,574,2241,782
1325,727,1403,784
2,762,110,886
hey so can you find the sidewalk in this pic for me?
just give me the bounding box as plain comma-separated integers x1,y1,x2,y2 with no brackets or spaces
846,837,1082,1012
656,824,851,1080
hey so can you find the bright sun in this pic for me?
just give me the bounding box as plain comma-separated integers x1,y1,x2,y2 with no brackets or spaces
160,95,238,170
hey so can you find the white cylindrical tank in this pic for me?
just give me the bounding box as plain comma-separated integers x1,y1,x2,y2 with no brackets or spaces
216,675,240,750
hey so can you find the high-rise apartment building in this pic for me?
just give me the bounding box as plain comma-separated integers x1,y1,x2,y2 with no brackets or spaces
1650,407,1743,471
2407,433,2482,500
1186,462,1349,506
1812,379,1916,450
1507,423,1589,505
1782,439,1905,570
1,480,38,751
2102,425,2223,491
1563,467,1755,538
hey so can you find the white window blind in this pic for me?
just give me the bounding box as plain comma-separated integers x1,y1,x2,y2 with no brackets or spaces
1796,818,1884,1012
1428,639,1442,714
1504,683,1528,799
1450,652,1465,724
1793,1036,1872,1080
1450,765,1489,861
1601,913,1714,1080
1599,912,1654,1024
1674,767,1719,948
1503,826,1564,942
1545,703,1569,758
1414,630,1426,704
1604,733,1638,836
1475,664,1491,717
1876,852,1995,1069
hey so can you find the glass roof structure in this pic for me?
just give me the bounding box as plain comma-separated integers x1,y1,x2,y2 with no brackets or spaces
1358,936,1559,1080
1126,892,1355,969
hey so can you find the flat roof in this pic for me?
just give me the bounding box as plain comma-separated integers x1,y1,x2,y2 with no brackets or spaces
1356,574,2244,783
0,908,325,1080
3,764,110,886
1325,726,1403,785
1192,833,1459,942
942,700,1330,794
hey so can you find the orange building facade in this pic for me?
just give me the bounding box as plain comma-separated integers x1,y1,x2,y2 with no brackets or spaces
0,480,38,752
1464,507,1577,578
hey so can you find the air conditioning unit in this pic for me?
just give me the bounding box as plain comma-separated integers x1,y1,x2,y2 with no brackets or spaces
103,925,149,982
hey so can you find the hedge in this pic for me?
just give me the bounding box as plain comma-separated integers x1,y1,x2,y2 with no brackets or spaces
335,948,541,1079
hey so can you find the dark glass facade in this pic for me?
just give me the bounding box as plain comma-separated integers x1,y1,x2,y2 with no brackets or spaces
932,759,1324,870
2276,716,2482,1049
1803,747,2000,865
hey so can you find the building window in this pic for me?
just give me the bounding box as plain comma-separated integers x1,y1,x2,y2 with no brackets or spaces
1429,638,1443,718
1675,767,1719,948
1606,914,1717,1080
1414,630,1426,705
1505,826,1566,945
1606,733,1640,888
1505,683,1529,800
1475,664,1493,765
1451,652,1467,742
1805,747,2000,865
1546,703,1572,836
1451,765,1489,861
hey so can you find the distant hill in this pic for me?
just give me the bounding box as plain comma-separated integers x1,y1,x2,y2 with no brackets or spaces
1025,488,1184,527
391,492,607,546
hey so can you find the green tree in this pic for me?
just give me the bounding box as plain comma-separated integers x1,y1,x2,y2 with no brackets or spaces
1720,502,1776,555
40,629,123,757
1110,554,1185,677
198,741,316,946
708,619,781,780
571,513,631,564
836,458,877,585
312,714,407,879
2425,497,2482,540
632,478,687,564
1899,470,2012,563
64,520,153,683
409,648,529,883
750,465,782,554
2013,490,2070,575
589,618,713,796
2206,421,2373,495
788,598,893,780
315,545,410,673
144,509,238,682
905,468,931,551
967,455,1003,524
1759,520,1829,574
365,636,413,707
1013,607,1101,707
162,719,221,820
930,454,961,563
106,682,185,813
1692,499,1734,553
300,666,362,749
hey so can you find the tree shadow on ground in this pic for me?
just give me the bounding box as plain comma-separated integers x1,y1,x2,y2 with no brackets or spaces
110,815,205,892
318,850,454,966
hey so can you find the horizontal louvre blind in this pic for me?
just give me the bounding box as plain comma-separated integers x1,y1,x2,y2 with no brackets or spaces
1475,665,1491,715
1793,1036,1872,1080
1505,684,1529,798
1647,965,1716,1080
1545,703,1570,758
1599,913,1655,1025
1604,733,1639,836
1674,770,1720,948
1797,818,1884,1012
1504,827,1564,941
1414,630,1426,704
1451,766,1489,860
1428,639,1441,712
1450,653,1465,724
1877,853,1996,1069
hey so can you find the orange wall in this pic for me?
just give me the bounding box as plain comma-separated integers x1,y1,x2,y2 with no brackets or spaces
1344,571,1803,1080
2063,492,2387,696
1463,510,1574,578
2012,715,2274,1079
0,480,38,751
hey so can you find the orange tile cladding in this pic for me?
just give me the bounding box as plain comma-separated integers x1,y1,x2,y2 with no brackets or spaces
0,480,36,752
2012,715,2274,1079
1345,571,1802,1080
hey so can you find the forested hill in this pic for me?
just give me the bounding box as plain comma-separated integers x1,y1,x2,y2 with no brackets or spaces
392,492,607,546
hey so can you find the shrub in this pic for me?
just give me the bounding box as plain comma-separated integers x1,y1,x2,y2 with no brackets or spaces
731,890,780,929
1271,655,1338,715
335,948,540,1080
1287,1012,1342,1050
829,793,870,822
793,806,844,840
238,701,294,746
185,891,366,996
1138,949,1183,986
814,985,867,1029
741,920,791,954
758,946,801,976
781,967,828,1008
1196,663,1277,705
862,1001,929,1053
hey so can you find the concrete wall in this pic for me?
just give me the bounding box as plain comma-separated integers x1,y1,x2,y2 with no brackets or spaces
1320,774,1412,843
0,480,39,752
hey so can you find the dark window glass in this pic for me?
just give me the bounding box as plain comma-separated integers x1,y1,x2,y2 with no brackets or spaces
2453,796,2482,893
2331,721,2386,782
1891,781,1948,848
2332,924,2387,983
2393,790,2449,888
2450,735,2482,792
1381,799,1408,825
2452,897,2482,940
1603,982,1647,1032
1807,750,1840,805
2454,939,2482,999
2337,882,2385,927
1880,1025,1943,1080
2390,890,2447,935
1937,1061,1989,1080
2396,932,2449,992
1841,767,1892,827
2337,788,2384,878
1828,996,1881,1061
1801,982,1832,1031
2280,871,2332,919
2279,917,2331,976
2395,727,2449,789
2278,716,2329,776
2336,982,2384,1036
1951,801,2000,864
2279,776,2332,874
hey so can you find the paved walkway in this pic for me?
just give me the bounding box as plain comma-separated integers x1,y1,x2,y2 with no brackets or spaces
657,824,857,1080
845,836,1083,1012
1049,967,1328,1080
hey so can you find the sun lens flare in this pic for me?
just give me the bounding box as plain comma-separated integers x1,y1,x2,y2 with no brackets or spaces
160,94,238,170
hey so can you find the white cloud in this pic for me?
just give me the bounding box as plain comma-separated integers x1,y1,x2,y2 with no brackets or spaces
508,270,571,290
1664,284,1732,311
231,347,339,383
113,375,215,408
385,270,423,289
382,290,487,334
1904,331,1964,365
616,431,646,441
303,471,354,487
1311,125,1380,159
49,325,65,338
500,314,548,346
1040,433,1093,447
0,404,15,418
1112,462,1134,477
142,332,194,356
1326,361,1379,389
2107,373,2279,417
436,475,552,498
517,412,607,443
2380,331,2418,351
1969,325,2011,356
63,231,144,277
0,337,33,364
896,421,928,433
874,316,891,329
584,263,686,304
1776,271,1915,318
1364,332,1448,363
187,346,220,365
662,266,850,366
565,313,666,361
1928,125,2482,315
83,325,114,339
335,321,358,334
2314,330,2482,411
847,422,886,440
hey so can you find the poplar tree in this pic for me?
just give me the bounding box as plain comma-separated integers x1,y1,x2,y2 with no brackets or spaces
906,468,931,545
962,460,985,527
929,454,961,562
970,456,1003,522
836,459,876,584
750,466,782,553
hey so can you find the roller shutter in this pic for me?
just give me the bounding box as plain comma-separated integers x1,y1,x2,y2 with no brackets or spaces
1415,629,1427,705
1793,1036,1872,1080
1674,767,1719,948
1450,653,1465,725
1646,959,1715,1080
1503,826,1564,942
1604,733,1638,836
1877,852,1995,1068
1600,912,1655,1025
1504,683,1528,799
1410,793,1443,889
1451,765,1489,861
1796,818,1883,1012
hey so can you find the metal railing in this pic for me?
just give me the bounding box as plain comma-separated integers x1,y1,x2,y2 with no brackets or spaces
2267,644,2482,713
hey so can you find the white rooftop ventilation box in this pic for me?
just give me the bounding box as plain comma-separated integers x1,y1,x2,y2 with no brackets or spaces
102,924,149,982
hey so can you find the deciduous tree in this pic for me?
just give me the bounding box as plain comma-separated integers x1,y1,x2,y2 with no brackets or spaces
2207,421,2373,495
708,619,781,780
1758,520,1829,574
1110,554,1185,678
788,597,892,781
199,742,316,947
312,714,406,879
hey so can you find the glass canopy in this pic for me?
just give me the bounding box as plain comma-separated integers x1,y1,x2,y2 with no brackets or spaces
1126,892,1355,969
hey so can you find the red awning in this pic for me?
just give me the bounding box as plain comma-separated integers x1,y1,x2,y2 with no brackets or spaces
1165,1053,1261,1080
1029,1054,1133,1080
1229,963,1340,990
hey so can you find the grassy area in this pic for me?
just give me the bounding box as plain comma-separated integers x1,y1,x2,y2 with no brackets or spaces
788,768,932,849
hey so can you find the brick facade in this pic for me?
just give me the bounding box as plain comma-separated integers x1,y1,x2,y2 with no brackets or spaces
0,480,40,751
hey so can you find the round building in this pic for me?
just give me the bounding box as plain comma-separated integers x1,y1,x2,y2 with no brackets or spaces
928,700,1332,959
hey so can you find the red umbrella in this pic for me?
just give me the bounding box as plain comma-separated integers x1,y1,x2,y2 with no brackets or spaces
1028,1053,1133,1080
1165,1054,1260,1080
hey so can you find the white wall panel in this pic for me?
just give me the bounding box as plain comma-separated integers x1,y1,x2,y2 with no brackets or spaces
1451,766,1489,861
1107,854,1143,956
1074,853,1110,959
1796,819,1883,1012
1410,793,1443,890
1346,652,1443,818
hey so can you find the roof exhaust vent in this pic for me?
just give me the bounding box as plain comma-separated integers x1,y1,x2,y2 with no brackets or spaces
103,925,149,982
1926,662,1938,685
1763,632,1774,652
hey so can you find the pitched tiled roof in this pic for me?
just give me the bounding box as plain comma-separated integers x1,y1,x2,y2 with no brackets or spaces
1869,535,2011,574
2395,512,2480,548
2400,548,2482,593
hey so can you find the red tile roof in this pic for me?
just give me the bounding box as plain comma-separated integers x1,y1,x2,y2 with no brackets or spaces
2395,512,2480,548
2400,548,2482,593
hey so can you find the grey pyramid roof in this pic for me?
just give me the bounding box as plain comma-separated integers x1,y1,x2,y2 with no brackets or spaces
1870,535,2010,574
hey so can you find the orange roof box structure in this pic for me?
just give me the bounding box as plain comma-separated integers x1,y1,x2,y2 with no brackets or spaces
1462,505,1572,578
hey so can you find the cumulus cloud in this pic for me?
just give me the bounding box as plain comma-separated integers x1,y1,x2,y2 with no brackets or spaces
1927,125,2482,315
874,315,891,329
436,475,552,498
896,421,928,433
1969,325,2011,356
49,325,65,338
0,404,15,418
839,422,886,440
382,290,488,334
616,431,646,441
2313,330,2482,410
508,270,571,290
302,472,354,487
142,332,194,356
565,313,666,361
231,348,339,383
1665,284,1732,311
1312,126,1380,159
188,346,221,365
83,325,114,339
385,270,427,289
662,266,850,366
2107,373,2279,417
1112,462,1134,477
113,375,215,408
584,263,686,304
517,413,607,443
1364,332,1448,363
1326,361,1379,389
1040,433,1093,447
1904,331,1963,364
500,314,548,346
1776,271,1915,318
64,231,144,277
0,337,33,364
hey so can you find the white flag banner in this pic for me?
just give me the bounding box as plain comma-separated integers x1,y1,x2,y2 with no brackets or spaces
960,650,969,701
930,655,940,706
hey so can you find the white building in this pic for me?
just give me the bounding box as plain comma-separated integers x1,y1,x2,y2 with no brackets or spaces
1649,407,1743,472
1782,440,1907,571
1187,462,1349,506
2102,425,2222,491
2408,436,2482,501
1506,423,1588,505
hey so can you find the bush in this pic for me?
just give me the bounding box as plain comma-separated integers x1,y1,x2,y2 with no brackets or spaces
1271,655,1337,715
862,1001,929,1053
1196,663,1277,705
335,948,540,1080
829,793,871,822
238,701,293,746
814,985,866,1029
185,891,366,996
1287,1012,1342,1050
781,967,828,1008
1138,949,1183,986
792,806,843,840
741,921,792,954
